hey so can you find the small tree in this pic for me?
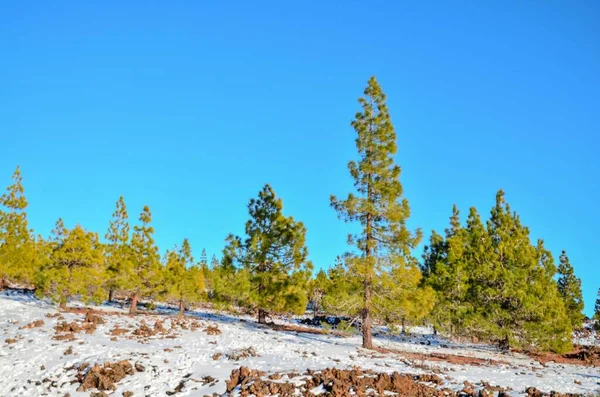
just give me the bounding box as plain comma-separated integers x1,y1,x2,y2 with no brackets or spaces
557,250,585,328
422,205,470,336
105,196,133,302
309,269,330,318
129,206,161,313
224,184,312,324
0,166,38,288
37,221,105,307
164,238,204,316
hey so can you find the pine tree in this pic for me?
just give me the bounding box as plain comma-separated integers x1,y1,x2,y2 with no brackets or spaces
105,197,133,302
309,269,330,318
557,250,585,328
330,77,429,348
322,256,362,317
224,184,312,323
595,288,600,321
200,248,208,267
129,205,161,313
164,238,204,316
464,192,572,353
37,222,105,307
0,166,38,288
422,205,470,336
208,258,251,311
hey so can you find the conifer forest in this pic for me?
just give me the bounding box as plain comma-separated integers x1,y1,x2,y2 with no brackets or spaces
0,9,600,390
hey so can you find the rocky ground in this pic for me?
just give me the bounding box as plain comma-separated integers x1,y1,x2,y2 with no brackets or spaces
1,291,599,396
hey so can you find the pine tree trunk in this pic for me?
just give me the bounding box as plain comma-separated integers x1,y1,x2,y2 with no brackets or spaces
401,318,406,334
179,300,185,317
258,308,267,324
362,281,373,349
59,301,67,310
130,293,139,314
0,276,6,291
108,288,114,302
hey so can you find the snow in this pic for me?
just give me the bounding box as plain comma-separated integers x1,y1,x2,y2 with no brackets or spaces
1,291,599,396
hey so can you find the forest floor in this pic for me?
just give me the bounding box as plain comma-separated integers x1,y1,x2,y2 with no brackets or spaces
1,290,599,396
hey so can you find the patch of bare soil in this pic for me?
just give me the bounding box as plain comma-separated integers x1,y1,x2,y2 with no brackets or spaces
109,325,128,336
75,360,135,392
524,386,585,397
54,312,106,340
204,324,222,335
376,347,510,367
132,319,168,337
171,316,203,331
526,345,600,367
269,323,334,335
226,347,259,361
20,319,44,329
61,307,119,316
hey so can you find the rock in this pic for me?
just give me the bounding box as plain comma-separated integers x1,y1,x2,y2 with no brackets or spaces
76,360,134,391
203,325,221,335
20,319,44,329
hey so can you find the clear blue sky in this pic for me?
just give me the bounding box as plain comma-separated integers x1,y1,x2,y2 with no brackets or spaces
1,2,598,315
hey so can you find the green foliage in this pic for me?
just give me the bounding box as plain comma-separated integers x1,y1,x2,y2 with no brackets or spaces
163,238,204,313
308,269,330,316
322,256,362,316
224,184,312,323
594,288,600,321
557,250,585,328
129,206,162,305
37,221,105,306
0,166,39,287
330,76,432,348
208,260,252,311
423,192,573,353
105,196,133,300
422,206,472,336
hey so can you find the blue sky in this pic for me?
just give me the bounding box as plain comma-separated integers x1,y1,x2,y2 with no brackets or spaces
1,2,598,315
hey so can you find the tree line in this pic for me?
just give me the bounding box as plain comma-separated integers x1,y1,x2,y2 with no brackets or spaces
0,77,595,354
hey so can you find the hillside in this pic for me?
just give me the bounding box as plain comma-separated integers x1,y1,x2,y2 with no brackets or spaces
1,291,599,396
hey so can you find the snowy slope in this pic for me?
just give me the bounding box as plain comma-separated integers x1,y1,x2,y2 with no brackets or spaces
1,292,599,396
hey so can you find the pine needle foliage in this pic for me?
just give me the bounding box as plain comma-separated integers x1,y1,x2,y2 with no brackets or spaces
105,196,133,301
37,221,105,306
224,184,312,323
129,205,161,313
164,238,205,315
557,250,585,328
0,166,39,288
330,77,432,348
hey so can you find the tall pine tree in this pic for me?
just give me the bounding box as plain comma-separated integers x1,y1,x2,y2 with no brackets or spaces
105,196,133,302
224,184,311,323
0,166,38,288
331,77,430,348
129,205,161,313
557,250,584,328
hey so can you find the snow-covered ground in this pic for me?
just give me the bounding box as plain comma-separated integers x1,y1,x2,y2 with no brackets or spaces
1,292,599,396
